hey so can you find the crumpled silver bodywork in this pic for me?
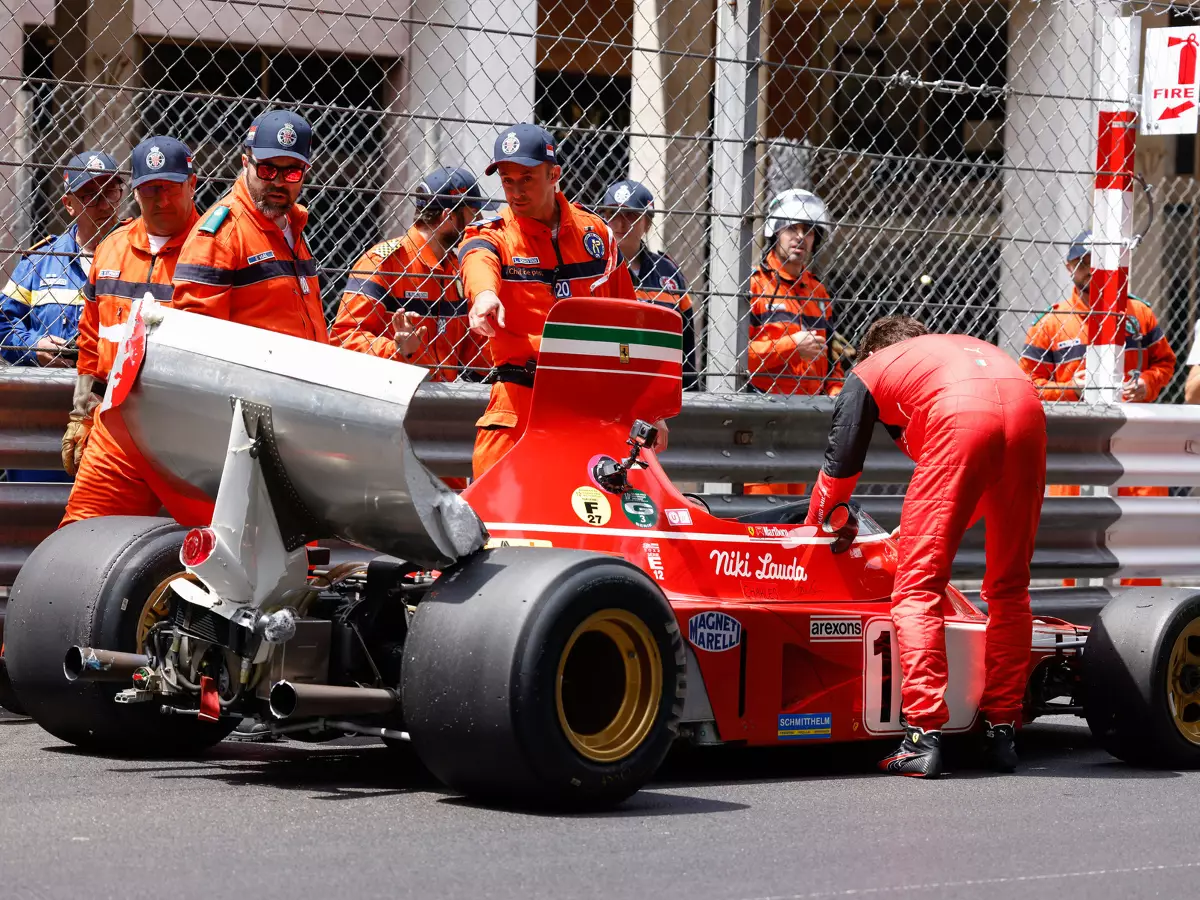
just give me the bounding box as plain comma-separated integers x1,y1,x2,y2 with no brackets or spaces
103,303,485,569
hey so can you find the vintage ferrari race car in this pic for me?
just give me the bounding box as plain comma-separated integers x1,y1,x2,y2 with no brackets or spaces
3,296,1199,809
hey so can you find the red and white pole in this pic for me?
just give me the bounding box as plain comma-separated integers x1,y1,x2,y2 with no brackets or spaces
1086,15,1141,405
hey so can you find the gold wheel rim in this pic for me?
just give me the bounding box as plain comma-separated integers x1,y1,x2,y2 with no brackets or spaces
555,608,662,764
136,571,195,649
1167,618,1200,745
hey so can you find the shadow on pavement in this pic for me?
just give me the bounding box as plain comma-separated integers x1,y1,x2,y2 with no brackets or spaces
650,718,1183,787
439,789,750,818
49,740,448,802
35,714,1180,809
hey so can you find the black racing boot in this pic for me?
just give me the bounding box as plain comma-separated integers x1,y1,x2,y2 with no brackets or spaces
982,721,1018,773
878,725,943,778
227,717,279,743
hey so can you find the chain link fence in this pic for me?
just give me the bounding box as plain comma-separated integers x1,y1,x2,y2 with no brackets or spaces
0,0,1197,412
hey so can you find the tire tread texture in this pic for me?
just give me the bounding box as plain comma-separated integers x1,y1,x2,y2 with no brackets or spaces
4,516,235,753
1082,587,1200,769
402,547,686,810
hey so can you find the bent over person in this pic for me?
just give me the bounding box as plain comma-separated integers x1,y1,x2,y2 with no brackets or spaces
805,316,1046,778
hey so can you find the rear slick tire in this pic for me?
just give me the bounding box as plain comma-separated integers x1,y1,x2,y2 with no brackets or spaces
401,547,686,810
4,517,236,754
1082,588,1200,768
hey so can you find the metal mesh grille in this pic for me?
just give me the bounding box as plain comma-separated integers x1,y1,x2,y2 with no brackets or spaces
0,0,1193,411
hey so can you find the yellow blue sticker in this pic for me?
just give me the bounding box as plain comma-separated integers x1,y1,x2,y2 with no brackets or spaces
778,712,832,740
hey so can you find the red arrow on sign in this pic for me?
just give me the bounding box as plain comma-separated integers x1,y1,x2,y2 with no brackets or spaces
1160,101,1197,120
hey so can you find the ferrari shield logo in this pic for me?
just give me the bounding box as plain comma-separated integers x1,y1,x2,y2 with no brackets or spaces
619,343,630,363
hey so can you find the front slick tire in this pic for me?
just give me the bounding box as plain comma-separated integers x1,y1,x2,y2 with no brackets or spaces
402,547,686,810
1083,588,1200,768
4,517,235,754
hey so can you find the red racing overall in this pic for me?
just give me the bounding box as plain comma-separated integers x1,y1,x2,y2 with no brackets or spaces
806,334,1046,730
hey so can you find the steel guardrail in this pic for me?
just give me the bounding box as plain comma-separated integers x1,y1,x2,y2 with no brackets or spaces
4,369,1200,585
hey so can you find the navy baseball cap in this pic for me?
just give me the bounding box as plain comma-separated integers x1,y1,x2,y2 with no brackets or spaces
63,150,121,194
414,166,485,211
131,136,194,189
1067,230,1092,262
602,179,655,213
249,109,312,164
485,123,557,175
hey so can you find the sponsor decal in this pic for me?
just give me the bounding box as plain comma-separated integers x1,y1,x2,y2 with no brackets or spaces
1057,337,1082,349
501,132,520,155
809,616,862,642
688,611,742,652
665,508,692,526
484,538,552,549
145,146,166,170
247,250,275,265
747,524,797,540
710,549,808,583
583,231,606,260
619,343,630,363
512,255,540,265
571,486,611,526
613,183,633,204
98,269,122,279
621,489,658,528
642,542,665,581
778,712,832,740
277,123,298,147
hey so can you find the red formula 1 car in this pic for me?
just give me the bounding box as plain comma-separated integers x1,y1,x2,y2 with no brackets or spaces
4,297,1200,809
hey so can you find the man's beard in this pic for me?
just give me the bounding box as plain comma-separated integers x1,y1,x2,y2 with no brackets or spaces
248,178,293,218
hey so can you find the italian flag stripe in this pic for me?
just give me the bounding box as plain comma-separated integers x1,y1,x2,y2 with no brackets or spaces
543,322,682,350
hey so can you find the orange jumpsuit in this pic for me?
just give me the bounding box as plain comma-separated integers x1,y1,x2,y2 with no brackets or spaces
459,192,635,478
746,249,842,495
1021,291,1175,586
172,175,327,343
61,211,211,526
331,227,486,488
330,227,484,379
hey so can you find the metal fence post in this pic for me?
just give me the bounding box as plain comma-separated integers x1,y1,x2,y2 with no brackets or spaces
1086,10,1140,407
704,0,760,396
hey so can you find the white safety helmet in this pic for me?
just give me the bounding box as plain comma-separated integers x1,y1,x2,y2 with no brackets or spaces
764,188,831,251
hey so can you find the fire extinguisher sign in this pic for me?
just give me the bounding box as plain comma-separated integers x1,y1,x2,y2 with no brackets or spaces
1143,27,1200,135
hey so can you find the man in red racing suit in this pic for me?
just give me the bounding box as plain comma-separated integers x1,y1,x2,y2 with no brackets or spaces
806,316,1045,778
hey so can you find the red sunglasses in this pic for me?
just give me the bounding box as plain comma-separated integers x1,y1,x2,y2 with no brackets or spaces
255,162,306,184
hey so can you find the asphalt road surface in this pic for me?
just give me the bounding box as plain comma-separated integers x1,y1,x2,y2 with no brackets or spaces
1,710,1196,900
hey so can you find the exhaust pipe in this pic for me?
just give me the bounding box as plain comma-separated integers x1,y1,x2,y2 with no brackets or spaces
269,680,398,721
64,647,150,683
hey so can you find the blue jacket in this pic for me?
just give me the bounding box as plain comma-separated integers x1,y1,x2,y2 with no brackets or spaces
0,226,89,365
